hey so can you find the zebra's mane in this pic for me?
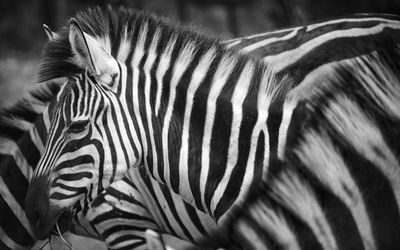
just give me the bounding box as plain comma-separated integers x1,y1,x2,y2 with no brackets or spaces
38,6,223,82
0,79,63,143
37,6,293,104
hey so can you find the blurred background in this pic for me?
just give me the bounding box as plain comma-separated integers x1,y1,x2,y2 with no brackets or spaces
0,0,399,249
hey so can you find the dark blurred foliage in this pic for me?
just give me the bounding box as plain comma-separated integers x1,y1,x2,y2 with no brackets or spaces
0,0,399,56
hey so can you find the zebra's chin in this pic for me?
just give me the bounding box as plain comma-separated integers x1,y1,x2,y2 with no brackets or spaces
28,205,74,240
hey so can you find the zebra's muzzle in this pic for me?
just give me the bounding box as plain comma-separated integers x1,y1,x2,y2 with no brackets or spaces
25,175,71,240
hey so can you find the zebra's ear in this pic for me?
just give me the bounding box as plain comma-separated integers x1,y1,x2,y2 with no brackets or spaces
43,24,58,40
68,18,118,78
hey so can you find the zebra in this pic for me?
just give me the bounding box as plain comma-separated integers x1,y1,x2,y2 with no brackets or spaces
146,16,400,250
0,21,278,249
22,6,400,250
1,7,399,249
0,77,225,249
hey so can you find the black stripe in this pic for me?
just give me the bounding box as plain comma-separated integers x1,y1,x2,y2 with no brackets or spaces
57,172,93,181
248,19,391,58
285,28,400,83
227,29,294,52
183,202,209,237
205,60,244,213
124,46,141,163
108,234,145,249
167,46,203,194
312,174,365,250
135,27,156,181
0,155,28,208
101,99,118,186
107,184,148,209
54,154,94,171
0,196,33,246
108,101,130,182
35,114,48,148
331,130,400,249
141,172,177,235
188,51,223,211
215,65,262,219
266,101,284,174
155,36,184,186
160,185,194,241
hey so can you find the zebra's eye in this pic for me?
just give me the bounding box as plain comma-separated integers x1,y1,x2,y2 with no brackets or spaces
68,119,89,133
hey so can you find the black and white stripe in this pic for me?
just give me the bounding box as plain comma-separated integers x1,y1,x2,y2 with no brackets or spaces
229,44,400,249
0,6,398,249
26,7,400,249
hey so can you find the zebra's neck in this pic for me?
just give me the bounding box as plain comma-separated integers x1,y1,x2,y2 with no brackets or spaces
126,19,294,221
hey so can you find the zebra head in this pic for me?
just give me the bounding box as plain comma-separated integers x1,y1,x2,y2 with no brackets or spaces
25,18,140,240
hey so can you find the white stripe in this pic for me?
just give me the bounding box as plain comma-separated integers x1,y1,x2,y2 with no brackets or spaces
326,95,400,218
226,26,299,42
161,42,195,190
1,117,32,132
234,70,275,215
144,30,162,182
277,100,296,159
29,122,44,154
42,106,51,133
296,130,376,250
109,237,147,250
118,64,140,168
116,25,131,62
241,27,301,53
178,47,216,206
263,23,400,72
76,76,84,115
0,138,33,180
172,199,202,240
223,40,241,49
0,226,28,250
130,169,169,232
200,54,237,212
248,203,301,250
271,170,338,250
106,95,130,181
0,177,34,238
306,16,400,32
152,184,186,237
210,62,254,213
155,37,177,116
130,25,150,176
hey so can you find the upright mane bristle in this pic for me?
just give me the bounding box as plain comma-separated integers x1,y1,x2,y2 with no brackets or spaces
37,6,226,82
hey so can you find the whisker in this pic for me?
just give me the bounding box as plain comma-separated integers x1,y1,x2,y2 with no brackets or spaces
39,239,50,250
56,222,73,250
